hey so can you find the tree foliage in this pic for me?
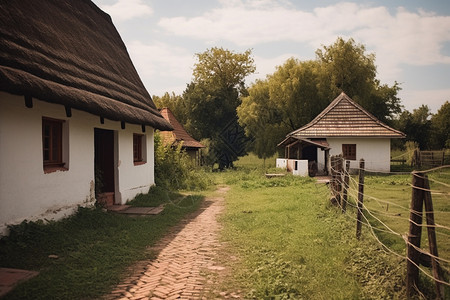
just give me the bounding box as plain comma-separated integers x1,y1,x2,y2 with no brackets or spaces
182,47,256,168
153,92,187,125
193,47,255,92
430,101,450,149
238,37,402,159
395,105,431,149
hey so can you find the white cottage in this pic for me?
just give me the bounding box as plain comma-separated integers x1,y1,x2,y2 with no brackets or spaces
0,0,173,233
278,92,405,175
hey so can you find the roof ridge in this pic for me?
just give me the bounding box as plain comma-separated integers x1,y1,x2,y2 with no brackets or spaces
287,92,405,138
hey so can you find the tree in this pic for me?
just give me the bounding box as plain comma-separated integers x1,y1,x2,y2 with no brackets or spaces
315,37,401,122
267,58,325,131
153,92,187,125
238,79,285,160
430,101,450,149
395,105,431,149
193,47,255,92
183,47,256,168
238,37,402,156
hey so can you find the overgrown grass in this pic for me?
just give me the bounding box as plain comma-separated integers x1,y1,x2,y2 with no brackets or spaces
213,154,406,299
127,185,183,207
0,194,203,299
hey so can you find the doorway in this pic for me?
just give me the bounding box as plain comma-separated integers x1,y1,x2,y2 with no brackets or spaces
94,128,115,202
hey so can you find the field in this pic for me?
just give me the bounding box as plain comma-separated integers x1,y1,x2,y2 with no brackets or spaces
360,170,450,297
210,155,408,299
0,154,448,299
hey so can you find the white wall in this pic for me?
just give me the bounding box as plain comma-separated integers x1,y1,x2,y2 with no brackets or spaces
0,92,155,233
317,138,391,172
116,125,155,204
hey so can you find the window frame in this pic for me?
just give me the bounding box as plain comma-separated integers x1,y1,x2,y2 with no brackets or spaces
133,133,146,165
342,144,357,160
42,117,67,172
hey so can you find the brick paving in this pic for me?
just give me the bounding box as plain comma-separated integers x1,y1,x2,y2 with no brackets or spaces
104,186,231,300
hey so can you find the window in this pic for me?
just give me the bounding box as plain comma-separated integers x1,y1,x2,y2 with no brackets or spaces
42,117,66,172
133,133,146,165
342,144,356,160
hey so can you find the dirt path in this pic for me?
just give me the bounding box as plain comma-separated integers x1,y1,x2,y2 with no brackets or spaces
104,186,231,300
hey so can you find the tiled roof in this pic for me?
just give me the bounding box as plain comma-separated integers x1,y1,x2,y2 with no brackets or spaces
159,108,205,149
288,92,405,138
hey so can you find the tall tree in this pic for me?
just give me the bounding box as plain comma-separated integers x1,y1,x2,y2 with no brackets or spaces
267,58,325,131
238,79,285,160
238,37,402,155
316,37,401,122
183,47,256,168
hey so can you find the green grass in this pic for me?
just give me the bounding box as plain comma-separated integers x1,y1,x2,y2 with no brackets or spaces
212,154,406,299
347,170,450,298
126,185,183,207
0,194,204,299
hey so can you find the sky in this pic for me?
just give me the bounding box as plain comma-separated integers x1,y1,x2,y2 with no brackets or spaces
92,0,450,113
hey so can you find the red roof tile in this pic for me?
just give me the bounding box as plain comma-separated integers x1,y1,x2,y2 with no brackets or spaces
159,108,205,149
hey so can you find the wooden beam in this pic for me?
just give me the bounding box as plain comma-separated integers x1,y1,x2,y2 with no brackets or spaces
65,106,72,117
24,95,33,108
121,121,125,129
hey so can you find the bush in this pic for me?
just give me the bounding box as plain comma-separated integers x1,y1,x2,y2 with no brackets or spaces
154,133,212,191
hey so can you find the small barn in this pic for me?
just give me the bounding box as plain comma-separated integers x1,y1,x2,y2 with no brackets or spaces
159,108,205,165
0,0,172,233
278,92,405,175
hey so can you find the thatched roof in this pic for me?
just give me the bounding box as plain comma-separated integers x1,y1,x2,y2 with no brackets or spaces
159,108,205,149
288,92,405,138
0,0,172,131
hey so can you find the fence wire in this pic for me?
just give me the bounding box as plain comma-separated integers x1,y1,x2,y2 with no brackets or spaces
328,160,450,289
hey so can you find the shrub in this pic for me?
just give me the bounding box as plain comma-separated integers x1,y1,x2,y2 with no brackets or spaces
154,133,212,191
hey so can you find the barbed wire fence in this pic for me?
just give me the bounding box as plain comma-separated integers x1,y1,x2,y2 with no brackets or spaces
328,155,450,299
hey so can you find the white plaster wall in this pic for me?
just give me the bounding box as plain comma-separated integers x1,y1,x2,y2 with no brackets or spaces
276,158,287,169
317,138,391,172
0,92,156,233
116,125,155,204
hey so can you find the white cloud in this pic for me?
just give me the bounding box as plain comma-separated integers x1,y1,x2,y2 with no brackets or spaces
126,40,195,95
400,88,450,113
157,0,450,83
100,0,153,22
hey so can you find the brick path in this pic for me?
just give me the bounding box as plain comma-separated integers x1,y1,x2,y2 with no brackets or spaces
104,186,231,300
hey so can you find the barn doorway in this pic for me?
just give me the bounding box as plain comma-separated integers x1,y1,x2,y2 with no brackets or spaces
94,128,115,205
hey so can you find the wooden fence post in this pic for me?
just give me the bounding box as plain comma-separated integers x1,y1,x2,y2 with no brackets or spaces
407,172,424,299
336,155,343,206
341,160,350,213
423,175,445,300
356,159,365,239
330,156,336,202
330,155,342,205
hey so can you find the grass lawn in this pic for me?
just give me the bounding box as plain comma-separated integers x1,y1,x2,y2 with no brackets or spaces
1,153,446,299
0,191,204,299
357,170,450,297
211,155,406,299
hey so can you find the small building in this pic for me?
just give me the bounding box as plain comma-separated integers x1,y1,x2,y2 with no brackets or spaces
159,108,205,164
0,0,172,233
278,92,405,175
